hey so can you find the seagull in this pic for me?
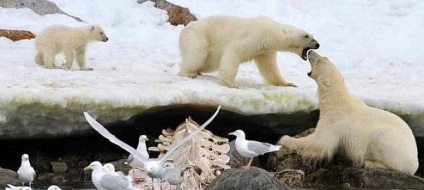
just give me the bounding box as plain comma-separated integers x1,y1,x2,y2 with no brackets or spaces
83,105,221,181
126,135,149,167
228,129,281,169
160,164,193,186
5,184,32,190
84,161,133,190
17,154,36,187
47,185,62,190
126,135,149,183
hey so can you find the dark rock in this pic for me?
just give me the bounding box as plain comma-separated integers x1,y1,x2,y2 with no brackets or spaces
274,169,304,188
268,128,315,174
268,127,424,189
0,0,83,22
51,161,67,173
228,140,261,169
109,159,131,175
206,167,289,190
0,167,19,186
304,166,424,189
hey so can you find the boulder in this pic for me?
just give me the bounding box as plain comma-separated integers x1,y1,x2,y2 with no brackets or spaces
206,167,289,190
138,0,197,26
0,0,83,22
0,168,19,186
0,29,35,41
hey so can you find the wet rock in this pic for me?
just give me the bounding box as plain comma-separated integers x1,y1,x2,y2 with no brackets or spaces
0,168,19,186
206,167,289,190
228,140,261,169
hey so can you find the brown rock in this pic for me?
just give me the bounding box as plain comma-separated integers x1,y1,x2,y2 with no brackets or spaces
0,29,36,41
138,0,197,26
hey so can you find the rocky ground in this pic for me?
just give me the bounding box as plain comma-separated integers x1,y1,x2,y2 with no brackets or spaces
0,106,423,189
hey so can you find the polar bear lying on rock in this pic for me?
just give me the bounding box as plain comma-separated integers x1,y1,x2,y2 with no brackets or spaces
35,24,108,70
178,15,320,88
279,50,418,175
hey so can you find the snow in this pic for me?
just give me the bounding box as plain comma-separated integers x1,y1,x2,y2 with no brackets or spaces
0,0,423,128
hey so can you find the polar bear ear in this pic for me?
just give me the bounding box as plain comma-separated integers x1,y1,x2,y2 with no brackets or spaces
89,25,95,31
318,76,331,87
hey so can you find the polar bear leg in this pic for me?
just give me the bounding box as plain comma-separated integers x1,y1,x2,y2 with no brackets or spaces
219,48,240,88
35,51,44,66
42,52,57,69
179,35,208,78
279,132,338,162
363,159,388,170
63,48,75,70
76,46,92,71
254,52,296,87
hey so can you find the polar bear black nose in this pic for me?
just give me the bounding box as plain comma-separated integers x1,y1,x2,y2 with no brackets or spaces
315,43,320,48
103,37,109,42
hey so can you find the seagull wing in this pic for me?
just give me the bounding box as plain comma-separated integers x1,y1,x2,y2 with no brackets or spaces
246,140,280,155
158,105,221,164
84,112,149,164
100,174,130,190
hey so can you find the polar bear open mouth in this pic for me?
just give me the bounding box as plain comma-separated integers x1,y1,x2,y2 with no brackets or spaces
302,48,312,60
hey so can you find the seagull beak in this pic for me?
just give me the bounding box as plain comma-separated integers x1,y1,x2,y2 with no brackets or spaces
146,137,149,141
228,132,235,136
83,166,91,171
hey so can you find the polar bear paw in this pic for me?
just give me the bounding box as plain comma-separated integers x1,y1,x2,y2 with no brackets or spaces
80,67,94,71
275,81,297,87
179,71,200,78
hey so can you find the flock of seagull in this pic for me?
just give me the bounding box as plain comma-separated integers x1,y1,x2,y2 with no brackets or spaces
9,105,282,190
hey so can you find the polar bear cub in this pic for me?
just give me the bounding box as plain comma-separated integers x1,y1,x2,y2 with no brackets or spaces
179,15,320,88
35,24,108,70
279,50,418,175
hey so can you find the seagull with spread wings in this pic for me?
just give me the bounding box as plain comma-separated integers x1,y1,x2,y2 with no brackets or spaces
83,105,221,181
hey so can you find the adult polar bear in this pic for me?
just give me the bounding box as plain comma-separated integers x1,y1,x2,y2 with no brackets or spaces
279,50,418,175
179,15,320,88
35,24,108,70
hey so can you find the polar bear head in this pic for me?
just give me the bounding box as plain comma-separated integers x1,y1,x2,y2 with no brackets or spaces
296,32,320,61
88,24,109,42
307,50,345,90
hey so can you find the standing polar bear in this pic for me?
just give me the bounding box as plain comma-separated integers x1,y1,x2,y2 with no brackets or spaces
279,50,418,175
35,24,108,70
179,15,320,88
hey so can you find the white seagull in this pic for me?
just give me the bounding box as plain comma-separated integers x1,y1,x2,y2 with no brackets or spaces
5,184,32,190
228,129,281,169
83,105,221,182
125,135,149,183
17,154,36,187
84,161,133,190
47,185,62,190
126,135,149,168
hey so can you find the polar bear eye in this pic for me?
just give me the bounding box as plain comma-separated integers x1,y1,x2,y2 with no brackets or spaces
100,32,103,35
304,35,310,39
